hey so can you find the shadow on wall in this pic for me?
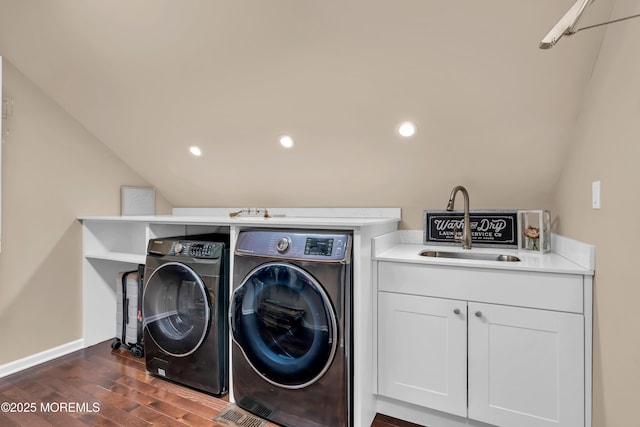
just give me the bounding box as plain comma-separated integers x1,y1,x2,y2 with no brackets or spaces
0,221,83,365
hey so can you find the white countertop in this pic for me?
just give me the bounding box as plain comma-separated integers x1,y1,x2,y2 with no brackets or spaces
375,243,592,275
78,214,400,228
373,231,594,276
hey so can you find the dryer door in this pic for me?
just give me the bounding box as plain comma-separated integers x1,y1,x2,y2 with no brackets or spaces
230,262,338,389
143,262,210,357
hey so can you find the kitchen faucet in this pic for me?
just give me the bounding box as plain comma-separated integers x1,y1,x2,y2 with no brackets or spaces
446,185,472,249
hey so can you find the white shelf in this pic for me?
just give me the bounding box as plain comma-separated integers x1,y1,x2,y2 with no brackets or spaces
78,213,401,228
85,252,146,264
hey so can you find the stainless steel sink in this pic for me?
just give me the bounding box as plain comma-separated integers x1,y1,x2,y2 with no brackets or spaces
419,250,521,262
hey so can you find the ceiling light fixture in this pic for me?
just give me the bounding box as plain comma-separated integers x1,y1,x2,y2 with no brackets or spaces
279,135,295,149
189,146,202,156
397,122,416,138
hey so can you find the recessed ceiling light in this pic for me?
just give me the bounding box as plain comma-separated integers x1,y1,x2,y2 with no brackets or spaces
279,135,295,149
398,121,416,138
189,146,202,156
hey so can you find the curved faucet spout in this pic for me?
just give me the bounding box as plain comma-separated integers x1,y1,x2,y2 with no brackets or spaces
446,186,472,249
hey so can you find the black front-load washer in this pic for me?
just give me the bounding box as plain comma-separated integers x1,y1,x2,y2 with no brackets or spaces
231,229,353,427
143,234,229,396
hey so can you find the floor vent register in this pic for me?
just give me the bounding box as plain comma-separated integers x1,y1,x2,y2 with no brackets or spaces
213,404,267,427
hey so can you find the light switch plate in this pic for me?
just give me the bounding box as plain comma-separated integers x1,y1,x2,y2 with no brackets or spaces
592,181,601,209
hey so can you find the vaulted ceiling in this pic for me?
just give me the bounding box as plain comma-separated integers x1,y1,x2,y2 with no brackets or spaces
0,0,615,214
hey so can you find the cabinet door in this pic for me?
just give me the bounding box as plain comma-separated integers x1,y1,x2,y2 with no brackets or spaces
378,292,467,417
468,302,584,427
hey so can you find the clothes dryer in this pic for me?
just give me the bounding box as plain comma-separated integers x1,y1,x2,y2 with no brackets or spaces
143,235,229,396
230,229,353,427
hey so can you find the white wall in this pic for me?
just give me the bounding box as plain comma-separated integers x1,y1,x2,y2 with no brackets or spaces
554,0,640,425
0,60,171,364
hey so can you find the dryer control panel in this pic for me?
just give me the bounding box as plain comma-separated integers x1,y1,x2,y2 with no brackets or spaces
171,241,218,258
235,230,352,263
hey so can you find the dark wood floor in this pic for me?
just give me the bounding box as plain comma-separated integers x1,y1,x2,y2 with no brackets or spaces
0,341,422,427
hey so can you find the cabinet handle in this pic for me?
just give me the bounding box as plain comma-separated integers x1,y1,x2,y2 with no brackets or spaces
453,308,461,315
475,311,482,318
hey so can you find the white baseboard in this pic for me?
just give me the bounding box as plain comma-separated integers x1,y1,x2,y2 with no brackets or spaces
0,339,84,378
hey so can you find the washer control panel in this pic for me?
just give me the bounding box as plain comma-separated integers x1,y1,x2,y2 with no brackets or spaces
236,230,352,262
172,241,218,258
147,238,224,259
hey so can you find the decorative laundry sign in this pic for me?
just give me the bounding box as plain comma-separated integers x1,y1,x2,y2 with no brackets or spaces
423,210,518,248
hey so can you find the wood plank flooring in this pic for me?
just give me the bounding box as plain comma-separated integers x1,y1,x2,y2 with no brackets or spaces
0,341,423,427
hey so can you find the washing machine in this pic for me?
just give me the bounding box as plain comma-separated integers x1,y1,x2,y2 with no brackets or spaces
230,229,353,427
143,234,229,396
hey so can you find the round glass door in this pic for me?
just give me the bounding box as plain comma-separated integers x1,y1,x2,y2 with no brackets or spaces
143,262,210,357
230,262,338,389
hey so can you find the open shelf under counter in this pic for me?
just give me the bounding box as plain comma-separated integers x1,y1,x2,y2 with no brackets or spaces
84,251,146,264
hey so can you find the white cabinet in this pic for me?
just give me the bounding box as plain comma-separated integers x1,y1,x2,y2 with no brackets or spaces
378,292,467,417
468,302,584,427
377,261,588,427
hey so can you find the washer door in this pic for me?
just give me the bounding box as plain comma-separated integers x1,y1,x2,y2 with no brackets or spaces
143,262,210,357
230,262,338,389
